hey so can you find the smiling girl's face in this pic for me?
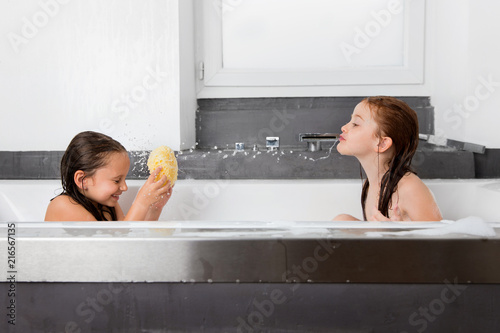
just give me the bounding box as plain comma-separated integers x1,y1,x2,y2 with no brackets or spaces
337,100,381,158
82,151,130,207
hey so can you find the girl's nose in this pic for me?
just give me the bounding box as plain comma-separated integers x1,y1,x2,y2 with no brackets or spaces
341,124,347,133
120,181,128,192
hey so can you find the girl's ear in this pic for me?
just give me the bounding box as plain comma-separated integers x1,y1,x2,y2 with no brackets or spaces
376,136,393,153
74,170,87,190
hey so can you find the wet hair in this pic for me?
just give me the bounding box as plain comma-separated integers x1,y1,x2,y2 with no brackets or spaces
360,96,419,220
58,131,127,221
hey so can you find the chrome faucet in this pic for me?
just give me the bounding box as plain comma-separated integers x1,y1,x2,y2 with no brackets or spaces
299,133,339,152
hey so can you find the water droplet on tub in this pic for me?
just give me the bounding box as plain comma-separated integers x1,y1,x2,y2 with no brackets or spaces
223,154,228,159
207,279,213,283
235,279,240,283
195,142,199,146
214,146,218,149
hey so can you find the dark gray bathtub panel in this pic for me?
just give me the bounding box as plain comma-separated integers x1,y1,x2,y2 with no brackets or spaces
1,282,499,332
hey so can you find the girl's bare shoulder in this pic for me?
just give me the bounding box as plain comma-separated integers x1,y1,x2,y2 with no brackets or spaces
45,195,96,221
398,173,431,195
397,173,442,221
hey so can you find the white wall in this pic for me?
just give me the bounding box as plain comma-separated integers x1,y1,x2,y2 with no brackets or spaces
1,0,499,152
432,0,500,148
0,0,196,152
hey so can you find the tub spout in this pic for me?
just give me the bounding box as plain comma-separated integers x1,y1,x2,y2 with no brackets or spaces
299,133,339,152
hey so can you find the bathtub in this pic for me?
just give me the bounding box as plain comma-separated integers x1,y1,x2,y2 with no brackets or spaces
1,178,500,332
1,178,500,222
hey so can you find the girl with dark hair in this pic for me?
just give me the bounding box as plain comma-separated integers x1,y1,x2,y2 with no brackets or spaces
45,131,173,221
333,96,442,221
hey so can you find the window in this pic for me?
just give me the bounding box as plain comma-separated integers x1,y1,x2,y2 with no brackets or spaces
196,0,425,88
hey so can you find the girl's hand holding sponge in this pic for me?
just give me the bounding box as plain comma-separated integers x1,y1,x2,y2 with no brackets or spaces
133,146,178,218
147,145,178,186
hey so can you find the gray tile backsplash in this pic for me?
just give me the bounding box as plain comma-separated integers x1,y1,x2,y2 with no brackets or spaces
196,97,434,149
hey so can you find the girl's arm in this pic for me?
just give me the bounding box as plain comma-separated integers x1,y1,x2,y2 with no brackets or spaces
122,167,172,221
144,182,173,221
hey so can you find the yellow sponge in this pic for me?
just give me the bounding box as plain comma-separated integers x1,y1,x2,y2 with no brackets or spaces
147,146,178,185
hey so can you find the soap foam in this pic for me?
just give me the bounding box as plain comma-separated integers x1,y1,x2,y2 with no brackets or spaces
365,216,496,238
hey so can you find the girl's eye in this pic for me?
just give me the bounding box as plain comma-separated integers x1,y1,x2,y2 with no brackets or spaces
352,123,358,127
